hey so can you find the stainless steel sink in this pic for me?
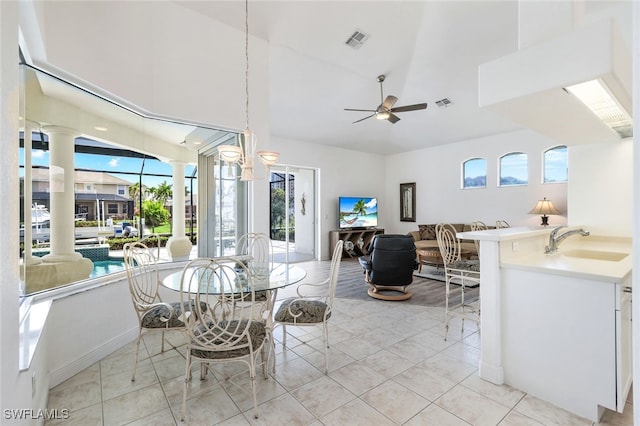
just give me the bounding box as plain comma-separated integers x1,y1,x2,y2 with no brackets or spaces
562,249,629,262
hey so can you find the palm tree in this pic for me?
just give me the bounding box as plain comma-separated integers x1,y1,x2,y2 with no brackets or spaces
128,182,148,216
353,198,368,216
152,181,173,206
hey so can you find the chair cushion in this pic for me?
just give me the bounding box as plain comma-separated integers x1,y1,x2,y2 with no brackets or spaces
190,320,266,359
141,301,207,328
233,290,269,302
450,259,480,272
274,299,330,324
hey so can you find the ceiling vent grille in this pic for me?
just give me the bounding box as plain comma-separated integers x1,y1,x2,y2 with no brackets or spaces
345,30,369,49
435,98,453,108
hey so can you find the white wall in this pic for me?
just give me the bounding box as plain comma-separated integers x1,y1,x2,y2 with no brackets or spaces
262,137,386,260
568,139,633,236
384,129,568,235
293,167,315,256
44,278,138,387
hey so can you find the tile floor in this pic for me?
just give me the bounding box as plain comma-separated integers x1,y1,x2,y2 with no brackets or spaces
46,260,634,426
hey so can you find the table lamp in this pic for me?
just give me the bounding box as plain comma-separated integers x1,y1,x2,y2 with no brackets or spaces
528,197,560,226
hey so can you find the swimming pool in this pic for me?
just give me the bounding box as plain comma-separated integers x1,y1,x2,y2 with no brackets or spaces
90,259,126,278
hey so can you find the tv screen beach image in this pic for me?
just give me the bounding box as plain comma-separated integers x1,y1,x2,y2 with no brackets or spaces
339,197,378,228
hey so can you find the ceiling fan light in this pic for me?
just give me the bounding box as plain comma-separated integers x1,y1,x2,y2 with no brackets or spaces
217,145,242,163
376,111,390,120
257,150,279,166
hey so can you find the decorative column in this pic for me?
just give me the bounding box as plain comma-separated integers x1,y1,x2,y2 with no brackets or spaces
165,160,192,261
22,125,92,291
42,126,82,262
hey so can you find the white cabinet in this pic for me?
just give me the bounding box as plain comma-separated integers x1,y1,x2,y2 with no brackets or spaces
500,268,632,422
615,278,632,412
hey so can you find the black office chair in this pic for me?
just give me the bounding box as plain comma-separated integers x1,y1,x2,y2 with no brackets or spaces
358,234,417,301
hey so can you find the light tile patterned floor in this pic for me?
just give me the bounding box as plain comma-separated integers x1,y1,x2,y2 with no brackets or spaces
46,260,634,425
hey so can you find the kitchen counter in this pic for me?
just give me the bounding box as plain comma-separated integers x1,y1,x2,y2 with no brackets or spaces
500,235,631,282
459,226,633,422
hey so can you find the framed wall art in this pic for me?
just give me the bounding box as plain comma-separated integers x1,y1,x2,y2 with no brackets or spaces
400,182,416,222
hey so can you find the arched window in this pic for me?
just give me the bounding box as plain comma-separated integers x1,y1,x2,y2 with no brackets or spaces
499,152,528,186
543,145,568,183
462,158,486,189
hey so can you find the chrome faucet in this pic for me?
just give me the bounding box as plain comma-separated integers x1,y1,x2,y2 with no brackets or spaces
545,226,590,254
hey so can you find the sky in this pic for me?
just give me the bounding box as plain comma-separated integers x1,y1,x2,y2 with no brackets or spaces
20,148,198,192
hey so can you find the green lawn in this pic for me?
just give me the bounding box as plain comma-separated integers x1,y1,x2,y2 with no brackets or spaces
150,224,197,234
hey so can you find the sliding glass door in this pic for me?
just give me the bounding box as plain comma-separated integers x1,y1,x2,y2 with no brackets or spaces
269,165,316,263
197,142,248,258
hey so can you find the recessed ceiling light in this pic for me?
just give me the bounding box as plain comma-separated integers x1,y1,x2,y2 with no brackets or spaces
94,125,108,132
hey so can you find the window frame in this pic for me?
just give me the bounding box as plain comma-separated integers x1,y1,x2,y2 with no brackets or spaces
498,152,529,187
461,157,487,189
543,145,568,184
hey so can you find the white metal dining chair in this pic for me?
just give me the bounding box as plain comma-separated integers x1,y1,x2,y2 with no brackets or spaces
470,221,488,255
272,240,343,374
123,242,198,381
179,257,268,421
496,219,511,229
234,232,275,332
436,224,481,341
236,232,273,274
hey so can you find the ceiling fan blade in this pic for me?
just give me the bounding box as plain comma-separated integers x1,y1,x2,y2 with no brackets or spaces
387,113,401,124
344,108,377,112
382,95,398,109
390,103,428,113
352,114,376,124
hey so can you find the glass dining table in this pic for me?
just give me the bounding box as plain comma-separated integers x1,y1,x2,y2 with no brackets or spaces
161,260,307,373
161,261,307,295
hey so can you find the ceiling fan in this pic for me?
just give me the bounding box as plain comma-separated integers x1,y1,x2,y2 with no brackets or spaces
345,74,428,124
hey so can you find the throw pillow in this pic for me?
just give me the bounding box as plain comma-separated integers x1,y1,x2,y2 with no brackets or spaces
418,224,437,240
452,224,465,233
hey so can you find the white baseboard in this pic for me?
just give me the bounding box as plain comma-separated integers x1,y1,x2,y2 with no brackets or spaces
48,327,138,388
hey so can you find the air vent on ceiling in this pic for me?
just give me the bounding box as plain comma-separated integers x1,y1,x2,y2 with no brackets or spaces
345,30,369,49
435,98,453,108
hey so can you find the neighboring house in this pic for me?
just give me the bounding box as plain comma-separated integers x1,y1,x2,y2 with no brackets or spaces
20,168,134,222
165,198,197,219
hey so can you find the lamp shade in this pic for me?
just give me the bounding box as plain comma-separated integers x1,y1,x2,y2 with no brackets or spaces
257,151,279,166
528,198,560,215
217,145,242,163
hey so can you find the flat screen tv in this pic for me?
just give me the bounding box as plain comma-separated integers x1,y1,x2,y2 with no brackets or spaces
339,196,378,229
